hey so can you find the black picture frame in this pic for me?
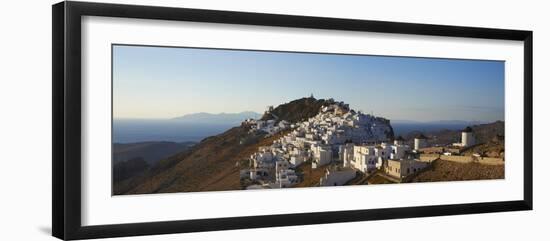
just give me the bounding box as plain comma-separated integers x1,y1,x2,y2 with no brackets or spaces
52,1,533,240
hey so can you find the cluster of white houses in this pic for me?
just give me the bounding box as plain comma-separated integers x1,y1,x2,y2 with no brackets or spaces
243,106,291,136
339,137,415,173
244,118,291,136
240,101,477,189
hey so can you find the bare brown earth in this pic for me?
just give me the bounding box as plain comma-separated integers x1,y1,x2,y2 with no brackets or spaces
113,141,194,164
121,128,290,194
293,162,326,188
409,159,504,183
367,173,397,185
461,136,505,158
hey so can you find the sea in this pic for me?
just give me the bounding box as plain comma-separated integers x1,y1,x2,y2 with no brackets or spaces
114,119,472,144
113,119,236,143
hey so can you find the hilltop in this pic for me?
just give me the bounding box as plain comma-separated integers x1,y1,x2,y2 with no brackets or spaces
261,97,337,123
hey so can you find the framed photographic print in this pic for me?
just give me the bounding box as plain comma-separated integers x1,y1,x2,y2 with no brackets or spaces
52,1,533,240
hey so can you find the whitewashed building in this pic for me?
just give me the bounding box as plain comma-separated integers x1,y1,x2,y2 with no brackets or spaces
312,145,333,169
461,126,476,147
319,167,356,186
414,134,428,150
350,145,378,172
339,143,354,166
385,159,429,179
274,160,298,188
275,169,298,188
391,143,411,160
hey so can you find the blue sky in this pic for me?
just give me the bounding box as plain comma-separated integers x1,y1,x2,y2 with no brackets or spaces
113,45,504,122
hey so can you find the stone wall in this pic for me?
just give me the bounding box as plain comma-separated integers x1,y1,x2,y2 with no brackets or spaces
440,155,473,163
419,154,439,162
479,157,505,165
419,154,504,165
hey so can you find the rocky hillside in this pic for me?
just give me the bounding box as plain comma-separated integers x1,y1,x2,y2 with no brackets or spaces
261,97,336,123
462,134,505,158
113,141,195,165
471,120,504,144
113,157,150,183
112,141,195,193
121,127,254,194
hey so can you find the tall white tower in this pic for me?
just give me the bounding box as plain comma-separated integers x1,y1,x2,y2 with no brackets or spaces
461,127,475,147
414,134,428,150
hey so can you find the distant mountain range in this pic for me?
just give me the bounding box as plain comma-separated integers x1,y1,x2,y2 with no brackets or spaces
172,111,261,124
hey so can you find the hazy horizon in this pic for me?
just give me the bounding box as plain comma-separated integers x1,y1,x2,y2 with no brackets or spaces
113,45,504,122
113,112,502,124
